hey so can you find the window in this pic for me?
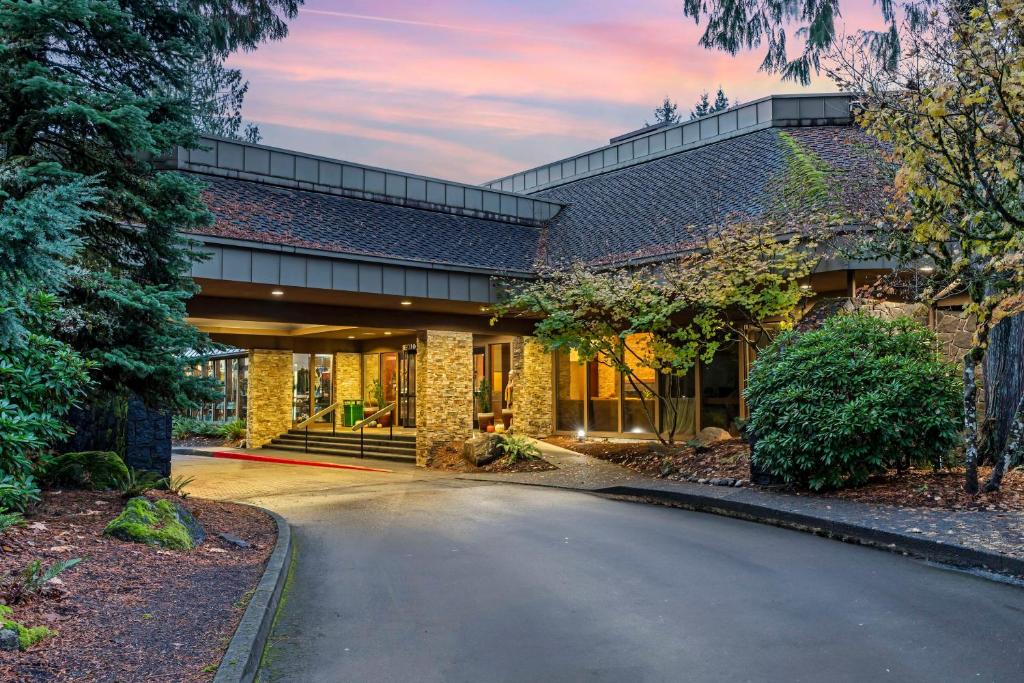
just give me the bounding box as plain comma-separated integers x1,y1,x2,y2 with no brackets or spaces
555,350,585,432
587,354,618,432
622,334,657,434
700,344,740,434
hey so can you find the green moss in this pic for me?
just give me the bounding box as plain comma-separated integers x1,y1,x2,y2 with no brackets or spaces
42,451,129,490
104,497,194,550
1,605,55,650
777,131,832,211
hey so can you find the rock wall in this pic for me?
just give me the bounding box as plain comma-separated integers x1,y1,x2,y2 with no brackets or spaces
333,352,362,425
415,330,473,466
511,337,554,437
65,394,172,477
246,349,293,448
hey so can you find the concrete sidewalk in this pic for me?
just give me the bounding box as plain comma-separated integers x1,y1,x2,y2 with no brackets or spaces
461,439,1024,577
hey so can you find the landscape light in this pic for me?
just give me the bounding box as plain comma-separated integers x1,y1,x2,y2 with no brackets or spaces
576,428,586,441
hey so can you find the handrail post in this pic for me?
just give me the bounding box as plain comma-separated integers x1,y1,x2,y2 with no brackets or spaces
390,410,393,441
305,424,309,453
360,426,364,458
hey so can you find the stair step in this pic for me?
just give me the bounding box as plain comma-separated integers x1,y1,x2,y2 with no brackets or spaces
265,443,415,463
286,429,415,443
272,436,414,455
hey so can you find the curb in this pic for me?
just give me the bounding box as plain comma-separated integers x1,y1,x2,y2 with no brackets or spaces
214,508,293,683
595,485,1024,579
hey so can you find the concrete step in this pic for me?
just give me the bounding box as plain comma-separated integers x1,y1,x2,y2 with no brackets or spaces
265,442,416,464
285,429,415,444
272,435,415,455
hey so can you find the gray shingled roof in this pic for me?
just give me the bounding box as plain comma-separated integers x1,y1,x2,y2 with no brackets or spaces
194,175,541,273
532,126,891,267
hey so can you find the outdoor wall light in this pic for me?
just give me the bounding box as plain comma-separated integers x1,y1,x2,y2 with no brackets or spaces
576,428,586,441
347,335,355,339
271,289,284,296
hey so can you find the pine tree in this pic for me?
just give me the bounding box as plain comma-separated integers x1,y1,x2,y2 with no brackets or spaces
682,0,941,84
650,97,680,125
690,88,731,120
0,0,299,410
712,87,729,112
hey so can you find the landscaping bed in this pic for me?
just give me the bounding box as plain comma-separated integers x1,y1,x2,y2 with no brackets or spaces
429,445,557,473
545,437,1024,512
0,490,276,682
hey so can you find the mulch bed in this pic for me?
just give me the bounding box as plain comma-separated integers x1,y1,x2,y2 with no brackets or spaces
429,445,557,474
0,489,276,682
545,436,1024,512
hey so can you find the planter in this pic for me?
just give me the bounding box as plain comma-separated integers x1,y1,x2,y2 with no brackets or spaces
378,411,392,428
477,412,494,432
501,409,513,429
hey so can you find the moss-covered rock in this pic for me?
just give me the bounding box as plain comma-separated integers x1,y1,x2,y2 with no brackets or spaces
42,451,129,490
0,605,54,650
103,497,202,550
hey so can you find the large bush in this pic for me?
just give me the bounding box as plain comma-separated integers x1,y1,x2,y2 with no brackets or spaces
745,313,962,490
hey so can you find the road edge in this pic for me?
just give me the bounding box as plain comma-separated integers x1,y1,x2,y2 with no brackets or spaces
595,485,1024,579
213,508,293,683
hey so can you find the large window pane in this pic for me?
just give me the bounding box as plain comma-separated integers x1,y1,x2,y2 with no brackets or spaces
700,345,740,434
363,353,380,408
622,334,657,433
660,370,696,440
587,355,618,432
489,343,511,411
555,350,585,432
225,358,236,419
313,354,332,423
293,354,311,423
238,356,248,421
213,359,226,421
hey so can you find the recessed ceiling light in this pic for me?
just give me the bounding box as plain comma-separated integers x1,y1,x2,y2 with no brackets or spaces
347,335,355,339
400,300,412,306
271,289,284,296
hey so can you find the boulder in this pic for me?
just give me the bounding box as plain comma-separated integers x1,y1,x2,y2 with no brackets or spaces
104,497,205,550
0,628,18,651
462,434,501,466
692,427,732,448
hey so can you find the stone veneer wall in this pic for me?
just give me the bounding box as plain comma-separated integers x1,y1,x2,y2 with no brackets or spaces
333,352,362,426
246,349,293,448
415,330,473,466
511,337,554,437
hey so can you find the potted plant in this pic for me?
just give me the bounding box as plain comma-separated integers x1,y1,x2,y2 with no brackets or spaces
370,379,392,427
475,377,493,432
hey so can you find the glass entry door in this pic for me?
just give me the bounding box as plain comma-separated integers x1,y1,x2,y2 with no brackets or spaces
292,353,333,426
398,345,416,427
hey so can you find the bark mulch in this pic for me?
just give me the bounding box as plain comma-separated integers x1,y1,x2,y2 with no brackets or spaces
0,489,276,682
429,445,557,474
545,436,1024,513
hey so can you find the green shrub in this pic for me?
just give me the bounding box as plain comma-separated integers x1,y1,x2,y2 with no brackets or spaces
40,451,129,490
745,313,962,490
219,418,246,441
112,468,164,498
172,415,227,440
495,433,541,463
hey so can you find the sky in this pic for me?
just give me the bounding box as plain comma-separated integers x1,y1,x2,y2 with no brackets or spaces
229,1,884,184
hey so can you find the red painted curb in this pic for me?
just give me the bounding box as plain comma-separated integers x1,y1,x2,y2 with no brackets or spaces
211,450,393,473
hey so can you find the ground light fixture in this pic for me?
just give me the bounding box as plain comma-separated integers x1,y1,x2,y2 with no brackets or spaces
271,289,284,296
576,428,586,441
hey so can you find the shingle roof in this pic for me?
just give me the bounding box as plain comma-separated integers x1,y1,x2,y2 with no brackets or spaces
193,175,542,273
532,126,892,267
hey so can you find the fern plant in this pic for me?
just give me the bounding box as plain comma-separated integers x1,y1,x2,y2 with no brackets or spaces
4,557,82,604
495,434,540,464
113,468,164,498
164,474,196,499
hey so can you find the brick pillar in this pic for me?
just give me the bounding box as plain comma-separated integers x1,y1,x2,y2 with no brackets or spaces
511,336,554,437
246,350,293,448
333,352,361,426
415,330,473,466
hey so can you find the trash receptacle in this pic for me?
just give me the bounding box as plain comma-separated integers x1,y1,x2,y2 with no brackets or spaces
343,400,364,427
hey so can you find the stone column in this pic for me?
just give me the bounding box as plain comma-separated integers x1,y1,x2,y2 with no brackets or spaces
246,350,293,448
511,336,554,437
415,330,473,466
333,352,362,426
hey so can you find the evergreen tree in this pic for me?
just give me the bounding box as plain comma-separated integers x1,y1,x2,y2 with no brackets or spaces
690,88,731,120
0,0,299,411
650,96,680,125
682,0,942,84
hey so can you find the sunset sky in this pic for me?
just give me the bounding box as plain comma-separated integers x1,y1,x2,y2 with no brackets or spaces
230,1,884,184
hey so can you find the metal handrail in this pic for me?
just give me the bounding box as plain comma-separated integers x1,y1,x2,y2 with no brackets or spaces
295,400,342,430
351,402,397,431
351,401,397,458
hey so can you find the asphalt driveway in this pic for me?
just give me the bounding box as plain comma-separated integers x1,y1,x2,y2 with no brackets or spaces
174,454,1024,683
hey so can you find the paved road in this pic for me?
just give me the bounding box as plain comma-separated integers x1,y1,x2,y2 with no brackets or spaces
174,455,1024,683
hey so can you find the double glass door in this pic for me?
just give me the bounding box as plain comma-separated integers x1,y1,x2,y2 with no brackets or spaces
398,346,416,427
292,353,333,425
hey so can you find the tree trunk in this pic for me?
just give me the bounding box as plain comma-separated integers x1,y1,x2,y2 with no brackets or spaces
963,354,980,494
984,391,1024,492
979,313,1024,465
